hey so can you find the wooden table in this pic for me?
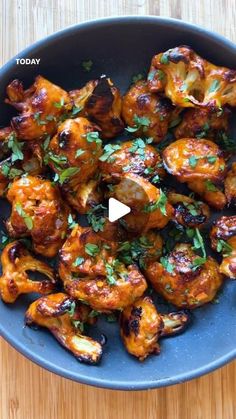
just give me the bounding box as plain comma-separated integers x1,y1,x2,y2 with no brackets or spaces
0,1,235,418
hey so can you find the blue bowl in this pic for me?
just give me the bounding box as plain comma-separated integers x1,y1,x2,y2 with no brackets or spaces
0,16,235,390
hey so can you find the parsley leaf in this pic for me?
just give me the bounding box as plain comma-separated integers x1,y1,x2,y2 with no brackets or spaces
205,180,218,191
67,301,76,317
160,256,174,273
191,256,206,270
160,53,169,65
59,167,80,184
144,189,167,215
75,149,85,158
73,257,85,267
99,144,121,162
189,156,198,168
82,59,93,72
126,115,150,133
8,133,24,162
216,239,232,256
87,204,106,232
15,202,33,230
53,98,65,108
86,131,102,145
85,243,99,257
68,214,78,229
72,105,83,116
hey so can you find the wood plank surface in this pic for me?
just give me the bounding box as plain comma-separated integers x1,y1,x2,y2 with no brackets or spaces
0,1,235,418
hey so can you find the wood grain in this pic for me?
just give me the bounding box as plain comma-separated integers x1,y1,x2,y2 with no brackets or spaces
0,1,236,418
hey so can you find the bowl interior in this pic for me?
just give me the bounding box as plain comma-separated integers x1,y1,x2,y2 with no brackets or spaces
0,17,236,390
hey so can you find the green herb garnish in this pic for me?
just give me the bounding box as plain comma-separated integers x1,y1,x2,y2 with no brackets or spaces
82,60,93,72
144,189,167,215
15,202,33,230
99,144,121,162
160,256,174,273
85,243,99,257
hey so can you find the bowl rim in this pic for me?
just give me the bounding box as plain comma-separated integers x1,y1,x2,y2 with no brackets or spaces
0,15,236,390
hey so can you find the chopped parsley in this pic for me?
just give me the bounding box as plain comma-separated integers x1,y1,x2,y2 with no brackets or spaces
160,53,169,65
86,205,106,232
58,167,80,184
105,262,117,285
191,257,206,270
118,235,155,268
73,257,85,267
75,148,85,158
1,164,23,179
99,144,121,162
85,243,99,257
53,98,65,108
15,202,33,230
8,133,24,162
67,301,76,317
72,105,83,116
82,59,93,72
160,256,174,273
0,232,11,249
126,115,150,133
68,214,78,229
189,155,217,168
216,239,232,256
44,152,67,169
86,131,102,145
187,228,206,259
144,189,167,215
128,138,146,159
189,156,198,168
205,180,218,192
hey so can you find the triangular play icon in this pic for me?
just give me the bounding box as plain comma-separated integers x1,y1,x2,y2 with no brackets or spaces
108,198,131,222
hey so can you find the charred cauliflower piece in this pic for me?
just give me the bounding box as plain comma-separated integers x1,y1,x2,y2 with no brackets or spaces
174,107,230,139
148,45,236,108
120,296,190,361
6,175,69,257
163,138,225,183
99,139,165,183
59,225,147,311
225,163,236,206
5,76,71,140
0,241,56,303
210,215,236,278
25,293,102,364
122,80,175,143
168,192,210,229
69,76,124,139
110,173,173,233
48,117,102,183
66,179,102,215
145,243,223,309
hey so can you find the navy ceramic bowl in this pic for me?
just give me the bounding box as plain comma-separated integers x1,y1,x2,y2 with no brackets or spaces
0,16,236,390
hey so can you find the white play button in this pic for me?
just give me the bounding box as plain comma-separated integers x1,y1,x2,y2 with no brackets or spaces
108,197,131,222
